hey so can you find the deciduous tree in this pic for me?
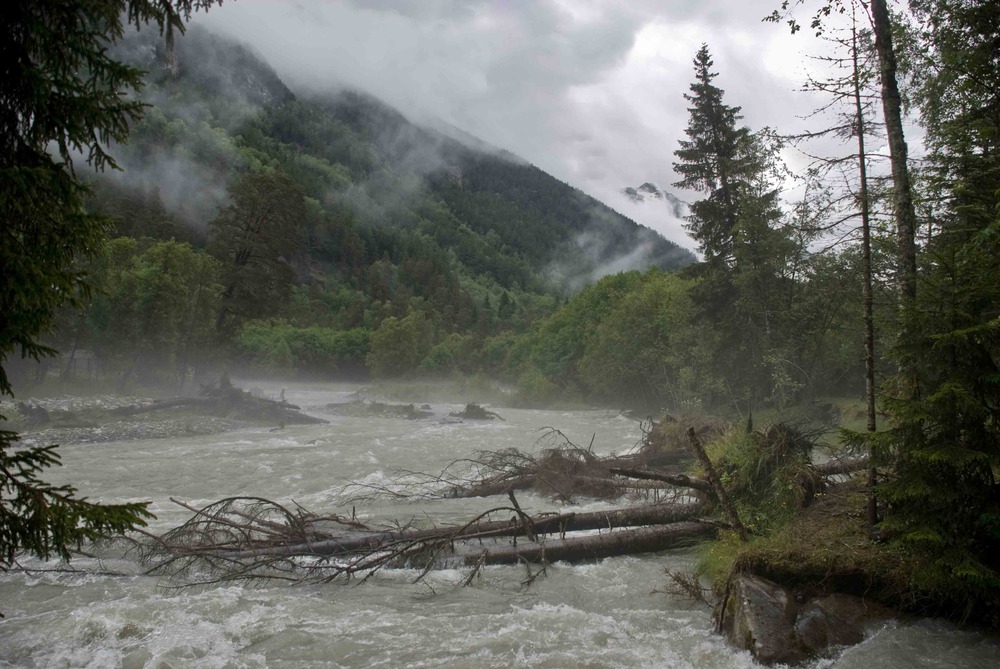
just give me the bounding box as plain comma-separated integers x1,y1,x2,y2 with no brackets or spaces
209,171,306,336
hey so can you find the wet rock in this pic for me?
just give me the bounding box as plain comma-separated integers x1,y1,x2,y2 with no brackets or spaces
16,401,50,425
449,403,504,421
720,574,891,665
794,593,892,655
721,574,805,665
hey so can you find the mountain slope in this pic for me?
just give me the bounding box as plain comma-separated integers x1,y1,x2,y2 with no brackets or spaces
105,26,692,291
73,25,696,379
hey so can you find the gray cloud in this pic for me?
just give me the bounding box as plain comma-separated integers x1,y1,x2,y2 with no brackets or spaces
193,1,838,250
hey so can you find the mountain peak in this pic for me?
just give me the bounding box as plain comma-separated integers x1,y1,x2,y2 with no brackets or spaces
622,182,687,219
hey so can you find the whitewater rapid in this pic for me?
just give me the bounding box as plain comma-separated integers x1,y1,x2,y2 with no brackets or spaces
1,382,996,668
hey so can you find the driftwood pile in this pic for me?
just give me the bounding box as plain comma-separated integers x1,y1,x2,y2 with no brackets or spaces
137,421,867,587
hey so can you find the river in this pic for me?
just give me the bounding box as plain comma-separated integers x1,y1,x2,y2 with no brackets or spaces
1,382,997,668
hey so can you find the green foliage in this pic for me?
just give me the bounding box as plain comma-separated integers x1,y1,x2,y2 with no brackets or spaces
673,45,811,408
868,237,1000,622
851,0,1000,625
704,425,815,534
673,44,753,264
526,272,645,384
235,322,370,376
515,369,563,406
209,171,307,335
81,238,223,383
576,271,696,409
240,98,375,186
420,333,480,375
1,0,223,567
0,429,154,568
367,311,434,378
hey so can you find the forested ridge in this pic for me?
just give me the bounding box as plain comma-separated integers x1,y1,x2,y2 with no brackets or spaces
9,25,693,392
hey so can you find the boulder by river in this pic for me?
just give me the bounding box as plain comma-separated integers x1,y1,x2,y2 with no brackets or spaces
719,573,893,665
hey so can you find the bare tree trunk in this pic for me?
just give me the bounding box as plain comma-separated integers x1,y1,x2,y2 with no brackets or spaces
815,456,869,477
870,0,917,303
610,467,714,495
462,521,716,566
219,502,707,560
687,428,748,540
852,14,880,530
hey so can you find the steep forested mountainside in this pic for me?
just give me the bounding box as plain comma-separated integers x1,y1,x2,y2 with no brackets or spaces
100,27,693,294
57,25,694,385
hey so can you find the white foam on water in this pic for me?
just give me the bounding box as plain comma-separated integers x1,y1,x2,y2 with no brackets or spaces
4,382,1000,669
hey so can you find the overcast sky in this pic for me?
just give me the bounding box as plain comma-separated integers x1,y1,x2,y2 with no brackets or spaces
194,0,843,250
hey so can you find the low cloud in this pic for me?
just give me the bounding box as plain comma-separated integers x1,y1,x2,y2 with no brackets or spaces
183,2,840,251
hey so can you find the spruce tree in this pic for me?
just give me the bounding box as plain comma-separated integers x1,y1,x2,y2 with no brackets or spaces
673,45,748,267
1,1,223,571
673,45,798,408
873,0,1000,622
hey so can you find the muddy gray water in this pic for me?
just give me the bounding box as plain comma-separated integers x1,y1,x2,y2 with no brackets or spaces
1,382,997,668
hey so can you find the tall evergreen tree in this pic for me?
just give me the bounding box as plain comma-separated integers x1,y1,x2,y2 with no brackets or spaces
0,1,222,570
872,0,1000,622
673,45,798,408
673,45,748,267
209,171,306,336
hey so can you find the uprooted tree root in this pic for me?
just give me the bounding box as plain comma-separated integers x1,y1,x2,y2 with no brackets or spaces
341,425,701,506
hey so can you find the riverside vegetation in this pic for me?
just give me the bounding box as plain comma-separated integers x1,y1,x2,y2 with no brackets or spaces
2,0,998,661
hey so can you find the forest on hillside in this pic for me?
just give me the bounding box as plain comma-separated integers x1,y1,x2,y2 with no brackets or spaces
4,25,696,399
3,21,892,415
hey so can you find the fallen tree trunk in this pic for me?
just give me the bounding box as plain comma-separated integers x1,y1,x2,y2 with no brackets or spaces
609,467,714,495
460,521,717,565
217,501,707,560
450,476,535,498
572,475,678,491
815,456,869,477
688,427,748,541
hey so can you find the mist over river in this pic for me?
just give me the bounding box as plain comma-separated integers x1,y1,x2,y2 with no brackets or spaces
1,382,997,668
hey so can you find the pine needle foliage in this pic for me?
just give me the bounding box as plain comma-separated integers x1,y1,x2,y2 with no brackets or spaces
866,229,1000,624
703,424,817,535
0,429,153,568
1,1,223,569
854,0,1000,626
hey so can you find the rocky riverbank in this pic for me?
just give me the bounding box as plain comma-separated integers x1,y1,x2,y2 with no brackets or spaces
702,477,923,665
3,384,325,446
